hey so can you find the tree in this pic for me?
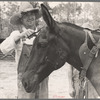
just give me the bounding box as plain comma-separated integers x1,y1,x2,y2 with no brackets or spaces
43,2,52,12
0,1,21,38
52,2,82,23
29,1,40,8
91,2,100,29
0,5,2,38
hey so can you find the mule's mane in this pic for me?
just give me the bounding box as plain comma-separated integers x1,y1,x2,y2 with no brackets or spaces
61,22,100,36
62,22,83,30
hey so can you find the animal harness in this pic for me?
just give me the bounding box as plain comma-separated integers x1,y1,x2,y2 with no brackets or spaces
78,29,100,98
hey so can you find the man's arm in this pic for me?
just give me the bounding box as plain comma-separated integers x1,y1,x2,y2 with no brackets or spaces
0,29,34,55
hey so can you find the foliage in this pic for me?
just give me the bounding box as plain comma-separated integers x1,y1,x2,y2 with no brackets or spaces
91,2,100,29
52,2,82,23
0,1,20,38
0,2,100,38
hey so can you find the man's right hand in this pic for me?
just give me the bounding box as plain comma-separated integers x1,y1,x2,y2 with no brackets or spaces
21,29,35,38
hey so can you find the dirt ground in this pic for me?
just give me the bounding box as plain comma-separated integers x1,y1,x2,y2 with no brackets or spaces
0,60,72,99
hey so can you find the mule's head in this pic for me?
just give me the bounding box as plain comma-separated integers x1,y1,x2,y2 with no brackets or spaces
22,4,70,93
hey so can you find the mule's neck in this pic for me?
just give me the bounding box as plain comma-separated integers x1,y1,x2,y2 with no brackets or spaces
60,24,85,71
67,26,85,49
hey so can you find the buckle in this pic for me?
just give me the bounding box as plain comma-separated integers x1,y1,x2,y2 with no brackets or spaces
89,46,98,57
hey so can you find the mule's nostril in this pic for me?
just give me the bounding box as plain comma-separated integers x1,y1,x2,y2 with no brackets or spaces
22,80,29,89
24,82,28,88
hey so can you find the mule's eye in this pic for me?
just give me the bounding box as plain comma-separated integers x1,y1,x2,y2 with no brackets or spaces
38,37,48,48
37,42,48,48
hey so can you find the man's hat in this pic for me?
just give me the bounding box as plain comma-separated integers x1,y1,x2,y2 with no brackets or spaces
10,2,41,25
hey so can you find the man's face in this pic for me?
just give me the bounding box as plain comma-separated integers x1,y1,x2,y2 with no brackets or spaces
21,11,36,28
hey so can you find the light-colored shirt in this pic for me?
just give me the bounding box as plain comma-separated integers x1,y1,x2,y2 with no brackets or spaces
0,28,36,65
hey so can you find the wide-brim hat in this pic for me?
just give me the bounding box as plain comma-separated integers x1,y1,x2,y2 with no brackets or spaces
10,2,41,25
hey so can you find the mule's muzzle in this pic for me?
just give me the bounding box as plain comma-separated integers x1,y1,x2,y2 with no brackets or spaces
22,73,39,93
22,79,32,93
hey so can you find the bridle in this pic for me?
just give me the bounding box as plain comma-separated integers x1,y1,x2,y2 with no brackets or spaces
44,47,67,70
30,26,67,70
43,33,67,70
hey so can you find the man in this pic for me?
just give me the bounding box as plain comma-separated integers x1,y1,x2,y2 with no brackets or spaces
0,2,48,99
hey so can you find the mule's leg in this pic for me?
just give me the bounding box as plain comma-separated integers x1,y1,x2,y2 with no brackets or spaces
38,77,48,99
85,80,99,98
87,56,100,97
67,63,76,98
72,67,80,98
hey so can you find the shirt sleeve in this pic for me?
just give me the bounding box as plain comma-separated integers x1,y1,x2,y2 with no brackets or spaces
0,30,21,55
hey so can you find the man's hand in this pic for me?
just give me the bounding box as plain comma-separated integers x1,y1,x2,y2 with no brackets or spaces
21,29,35,38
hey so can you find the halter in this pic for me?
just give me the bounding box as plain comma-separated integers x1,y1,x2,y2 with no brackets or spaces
43,34,67,70
44,47,66,70
44,56,58,70
79,29,100,98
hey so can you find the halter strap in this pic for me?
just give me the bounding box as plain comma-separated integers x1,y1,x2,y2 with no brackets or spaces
88,31,96,44
84,30,88,43
83,29,96,44
79,29,99,98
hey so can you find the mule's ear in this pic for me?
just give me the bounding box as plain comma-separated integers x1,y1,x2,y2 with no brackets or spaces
41,4,56,30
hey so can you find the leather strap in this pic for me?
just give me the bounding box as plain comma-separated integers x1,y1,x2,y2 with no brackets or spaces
84,29,96,44
88,31,96,44
83,46,97,70
83,38,100,72
79,30,99,99
80,30,100,80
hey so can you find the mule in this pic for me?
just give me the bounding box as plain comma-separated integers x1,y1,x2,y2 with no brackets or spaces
22,4,100,96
